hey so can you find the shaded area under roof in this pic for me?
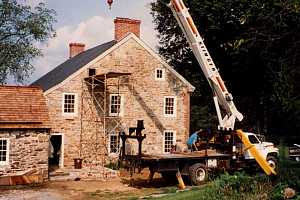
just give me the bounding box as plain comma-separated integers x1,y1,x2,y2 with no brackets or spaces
31,40,117,91
84,72,132,82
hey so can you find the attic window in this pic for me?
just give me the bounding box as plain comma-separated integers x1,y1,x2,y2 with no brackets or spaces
155,68,165,80
89,68,96,77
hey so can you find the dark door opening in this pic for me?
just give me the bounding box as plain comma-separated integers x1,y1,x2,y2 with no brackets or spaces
49,135,62,172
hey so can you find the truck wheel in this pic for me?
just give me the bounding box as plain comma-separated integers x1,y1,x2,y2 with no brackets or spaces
189,163,208,185
267,156,277,171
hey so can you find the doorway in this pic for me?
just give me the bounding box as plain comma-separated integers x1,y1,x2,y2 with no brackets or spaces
49,134,63,172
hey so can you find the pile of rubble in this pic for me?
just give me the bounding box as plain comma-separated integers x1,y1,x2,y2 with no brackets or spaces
50,166,119,181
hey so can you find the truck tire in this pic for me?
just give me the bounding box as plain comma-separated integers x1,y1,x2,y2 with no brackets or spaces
189,163,208,185
267,155,278,172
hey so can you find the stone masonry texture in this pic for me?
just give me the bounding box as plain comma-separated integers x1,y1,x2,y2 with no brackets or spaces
0,130,49,179
46,38,192,168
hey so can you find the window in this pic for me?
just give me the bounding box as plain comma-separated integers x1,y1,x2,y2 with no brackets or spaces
62,93,77,116
164,96,176,117
109,132,120,154
88,68,96,76
155,68,165,80
0,139,9,165
164,131,176,153
248,135,260,144
109,94,124,116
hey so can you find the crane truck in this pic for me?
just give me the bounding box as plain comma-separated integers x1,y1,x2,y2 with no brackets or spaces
111,0,279,186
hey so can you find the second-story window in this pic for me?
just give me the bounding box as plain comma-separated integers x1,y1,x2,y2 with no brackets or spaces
164,96,176,117
109,94,124,116
62,93,77,116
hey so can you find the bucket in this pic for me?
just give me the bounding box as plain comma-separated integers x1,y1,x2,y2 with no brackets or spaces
74,158,83,169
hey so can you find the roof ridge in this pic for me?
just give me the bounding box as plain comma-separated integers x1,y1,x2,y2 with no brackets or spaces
0,85,41,89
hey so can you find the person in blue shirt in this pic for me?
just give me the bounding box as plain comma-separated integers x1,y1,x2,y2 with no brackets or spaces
187,129,202,151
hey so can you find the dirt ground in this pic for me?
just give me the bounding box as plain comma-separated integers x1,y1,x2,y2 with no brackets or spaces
0,169,177,200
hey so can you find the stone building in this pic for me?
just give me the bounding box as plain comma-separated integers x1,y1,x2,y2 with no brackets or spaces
32,17,195,169
0,86,50,181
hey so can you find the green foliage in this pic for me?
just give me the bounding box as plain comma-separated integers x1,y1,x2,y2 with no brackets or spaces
0,0,56,84
270,183,288,200
151,0,300,137
147,173,272,200
276,146,300,192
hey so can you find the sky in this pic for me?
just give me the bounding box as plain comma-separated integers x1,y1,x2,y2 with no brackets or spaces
20,0,158,83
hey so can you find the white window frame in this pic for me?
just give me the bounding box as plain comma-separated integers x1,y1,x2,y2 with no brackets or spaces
62,93,78,117
163,131,176,153
0,138,9,166
109,94,124,117
108,131,120,155
155,68,165,80
164,96,177,117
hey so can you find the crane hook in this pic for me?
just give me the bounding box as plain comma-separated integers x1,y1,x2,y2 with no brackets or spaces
107,0,113,9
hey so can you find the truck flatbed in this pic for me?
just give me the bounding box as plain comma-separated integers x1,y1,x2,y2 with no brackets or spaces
140,150,231,161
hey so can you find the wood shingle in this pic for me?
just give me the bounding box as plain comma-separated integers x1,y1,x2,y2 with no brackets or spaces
0,86,50,129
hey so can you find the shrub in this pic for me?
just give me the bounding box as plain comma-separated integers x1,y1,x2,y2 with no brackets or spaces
270,145,300,199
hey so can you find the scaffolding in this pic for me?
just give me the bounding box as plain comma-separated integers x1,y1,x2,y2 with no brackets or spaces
80,71,132,166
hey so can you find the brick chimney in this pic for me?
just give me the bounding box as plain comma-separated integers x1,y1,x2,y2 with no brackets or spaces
69,43,85,58
114,17,141,41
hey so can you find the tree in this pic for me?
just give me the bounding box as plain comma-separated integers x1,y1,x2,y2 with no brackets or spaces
0,0,56,84
151,0,300,138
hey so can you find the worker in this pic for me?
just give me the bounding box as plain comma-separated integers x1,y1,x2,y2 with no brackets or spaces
187,129,202,151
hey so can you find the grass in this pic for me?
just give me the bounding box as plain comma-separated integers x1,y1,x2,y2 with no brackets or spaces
84,187,174,200
145,173,272,200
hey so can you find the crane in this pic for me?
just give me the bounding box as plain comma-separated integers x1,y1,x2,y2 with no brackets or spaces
108,0,277,176
168,0,243,130
107,0,243,130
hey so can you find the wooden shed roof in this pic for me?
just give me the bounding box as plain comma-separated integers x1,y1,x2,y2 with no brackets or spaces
0,86,50,129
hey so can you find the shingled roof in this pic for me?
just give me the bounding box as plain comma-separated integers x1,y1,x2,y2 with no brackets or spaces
31,40,117,91
0,86,50,129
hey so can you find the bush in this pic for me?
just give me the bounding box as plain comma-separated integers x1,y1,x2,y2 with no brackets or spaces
213,172,272,200
149,172,272,200
277,146,300,191
270,145,300,199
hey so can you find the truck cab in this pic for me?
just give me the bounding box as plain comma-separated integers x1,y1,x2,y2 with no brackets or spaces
242,132,278,170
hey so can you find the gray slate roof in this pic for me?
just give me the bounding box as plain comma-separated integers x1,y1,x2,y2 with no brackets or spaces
31,40,117,91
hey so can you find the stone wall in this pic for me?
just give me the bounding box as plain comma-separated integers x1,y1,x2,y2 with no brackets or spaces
46,38,192,168
0,130,49,179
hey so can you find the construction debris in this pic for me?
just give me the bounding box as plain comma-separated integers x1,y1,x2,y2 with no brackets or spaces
49,166,119,182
